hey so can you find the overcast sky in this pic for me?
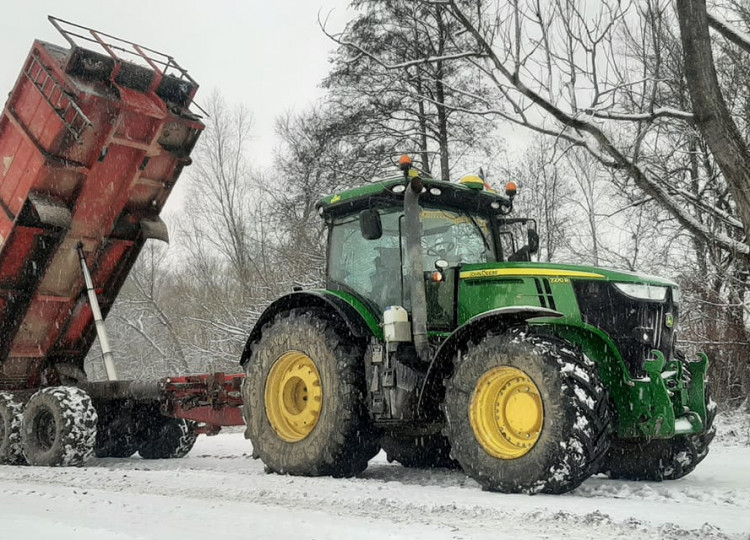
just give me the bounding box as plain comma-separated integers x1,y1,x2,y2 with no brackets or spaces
0,1,352,169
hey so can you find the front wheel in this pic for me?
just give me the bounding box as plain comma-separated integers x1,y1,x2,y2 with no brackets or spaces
444,330,611,494
243,309,379,477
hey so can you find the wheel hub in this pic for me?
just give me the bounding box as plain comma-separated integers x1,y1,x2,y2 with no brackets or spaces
264,351,323,442
32,409,57,451
470,366,543,459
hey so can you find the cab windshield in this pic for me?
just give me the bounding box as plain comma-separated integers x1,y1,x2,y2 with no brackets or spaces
420,208,494,268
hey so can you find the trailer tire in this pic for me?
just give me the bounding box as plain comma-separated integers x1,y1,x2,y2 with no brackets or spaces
96,432,139,458
444,329,611,494
0,392,25,465
381,433,459,469
602,388,716,481
94,405,139,458
243,309,379,477
138,417,197,459
21,387,97,467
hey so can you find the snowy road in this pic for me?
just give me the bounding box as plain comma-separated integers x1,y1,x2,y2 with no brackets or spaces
1,430,748,540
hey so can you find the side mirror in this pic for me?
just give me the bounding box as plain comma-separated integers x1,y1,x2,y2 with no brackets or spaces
528,229,540,255
360,209,382,240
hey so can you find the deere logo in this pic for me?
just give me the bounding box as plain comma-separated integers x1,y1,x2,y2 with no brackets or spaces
665,313,674,328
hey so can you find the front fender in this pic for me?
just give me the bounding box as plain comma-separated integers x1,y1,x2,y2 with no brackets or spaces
431,306,563,374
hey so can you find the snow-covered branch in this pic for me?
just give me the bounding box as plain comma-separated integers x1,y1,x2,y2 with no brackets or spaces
707,11,750,54
585,107,694,122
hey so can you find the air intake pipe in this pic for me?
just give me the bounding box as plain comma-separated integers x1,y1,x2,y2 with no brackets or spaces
403,176,430,363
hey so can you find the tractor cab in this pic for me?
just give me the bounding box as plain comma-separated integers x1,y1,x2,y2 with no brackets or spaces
319,169,535,321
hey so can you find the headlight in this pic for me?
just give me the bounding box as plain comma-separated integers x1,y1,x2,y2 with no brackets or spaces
672,287,680,304
613,282,668,301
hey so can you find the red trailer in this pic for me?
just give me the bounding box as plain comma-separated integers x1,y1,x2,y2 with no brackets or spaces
0,17,211,466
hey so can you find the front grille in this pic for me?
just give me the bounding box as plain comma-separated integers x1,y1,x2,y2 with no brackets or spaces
534,278,557,310
573,281,677,377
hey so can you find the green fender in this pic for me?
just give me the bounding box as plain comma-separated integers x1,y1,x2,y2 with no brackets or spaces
416,306,563,412
239,290,379,367
545,323,706,439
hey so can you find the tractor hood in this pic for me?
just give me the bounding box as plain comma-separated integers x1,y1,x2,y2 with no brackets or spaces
459,262,678,288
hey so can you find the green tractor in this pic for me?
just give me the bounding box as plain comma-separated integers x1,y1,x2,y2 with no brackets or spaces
240,157,714,494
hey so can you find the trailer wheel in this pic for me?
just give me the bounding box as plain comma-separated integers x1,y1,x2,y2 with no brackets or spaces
243,309,379,477
138,417,197,459
0,392,25,465
444,329,611,494
95,432,139,458
21,387,98,467
94,405,139,458
602,389,716,481
381,433,459,469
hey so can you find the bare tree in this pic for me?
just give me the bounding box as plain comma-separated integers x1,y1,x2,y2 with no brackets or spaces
181,91,272,298
505,136,572,262
342,0,750,255
323,0,497,179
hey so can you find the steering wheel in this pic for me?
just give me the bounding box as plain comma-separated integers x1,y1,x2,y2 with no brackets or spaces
426,239,456,257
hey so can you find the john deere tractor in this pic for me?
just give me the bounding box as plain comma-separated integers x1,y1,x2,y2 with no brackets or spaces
240,157,714,494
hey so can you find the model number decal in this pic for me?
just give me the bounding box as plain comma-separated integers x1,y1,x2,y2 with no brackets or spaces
549,277,570,284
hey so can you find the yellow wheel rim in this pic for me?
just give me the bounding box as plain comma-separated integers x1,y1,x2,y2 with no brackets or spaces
264,351,323,442
469,366,543,459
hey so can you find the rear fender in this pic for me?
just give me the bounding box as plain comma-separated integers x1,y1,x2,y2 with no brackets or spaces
239,291,376,367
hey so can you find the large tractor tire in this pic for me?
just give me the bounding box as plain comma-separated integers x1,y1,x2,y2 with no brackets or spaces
20,387,98,467
243,309,379,477
0,392,25,465
602,390,716,481
381,433,459,469
138,417,197,459
444,329,611,494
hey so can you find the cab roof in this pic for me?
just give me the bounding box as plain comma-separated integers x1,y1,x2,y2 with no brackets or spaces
316,176,514,220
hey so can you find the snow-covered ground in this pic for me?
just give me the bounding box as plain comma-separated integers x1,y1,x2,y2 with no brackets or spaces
1,417,749,540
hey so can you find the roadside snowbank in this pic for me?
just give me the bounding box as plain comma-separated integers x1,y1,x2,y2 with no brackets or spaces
1,423,749,539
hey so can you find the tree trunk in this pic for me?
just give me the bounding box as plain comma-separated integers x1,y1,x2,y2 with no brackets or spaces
415,77,431,176
435,9,450,181
677,0,750,245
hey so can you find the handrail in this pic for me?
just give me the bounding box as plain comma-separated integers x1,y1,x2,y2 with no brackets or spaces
48,15,196,85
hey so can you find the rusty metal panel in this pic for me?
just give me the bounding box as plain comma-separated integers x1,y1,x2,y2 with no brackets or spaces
0,20,204,389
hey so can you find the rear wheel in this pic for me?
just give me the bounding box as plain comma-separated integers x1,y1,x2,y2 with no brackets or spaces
243,309,379,477
20,387,97,467
0,392,25,465
381,433,459,469
602,389,716,481
444,329,611,494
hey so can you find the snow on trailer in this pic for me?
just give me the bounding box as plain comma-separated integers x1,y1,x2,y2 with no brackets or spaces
0,17,204,466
